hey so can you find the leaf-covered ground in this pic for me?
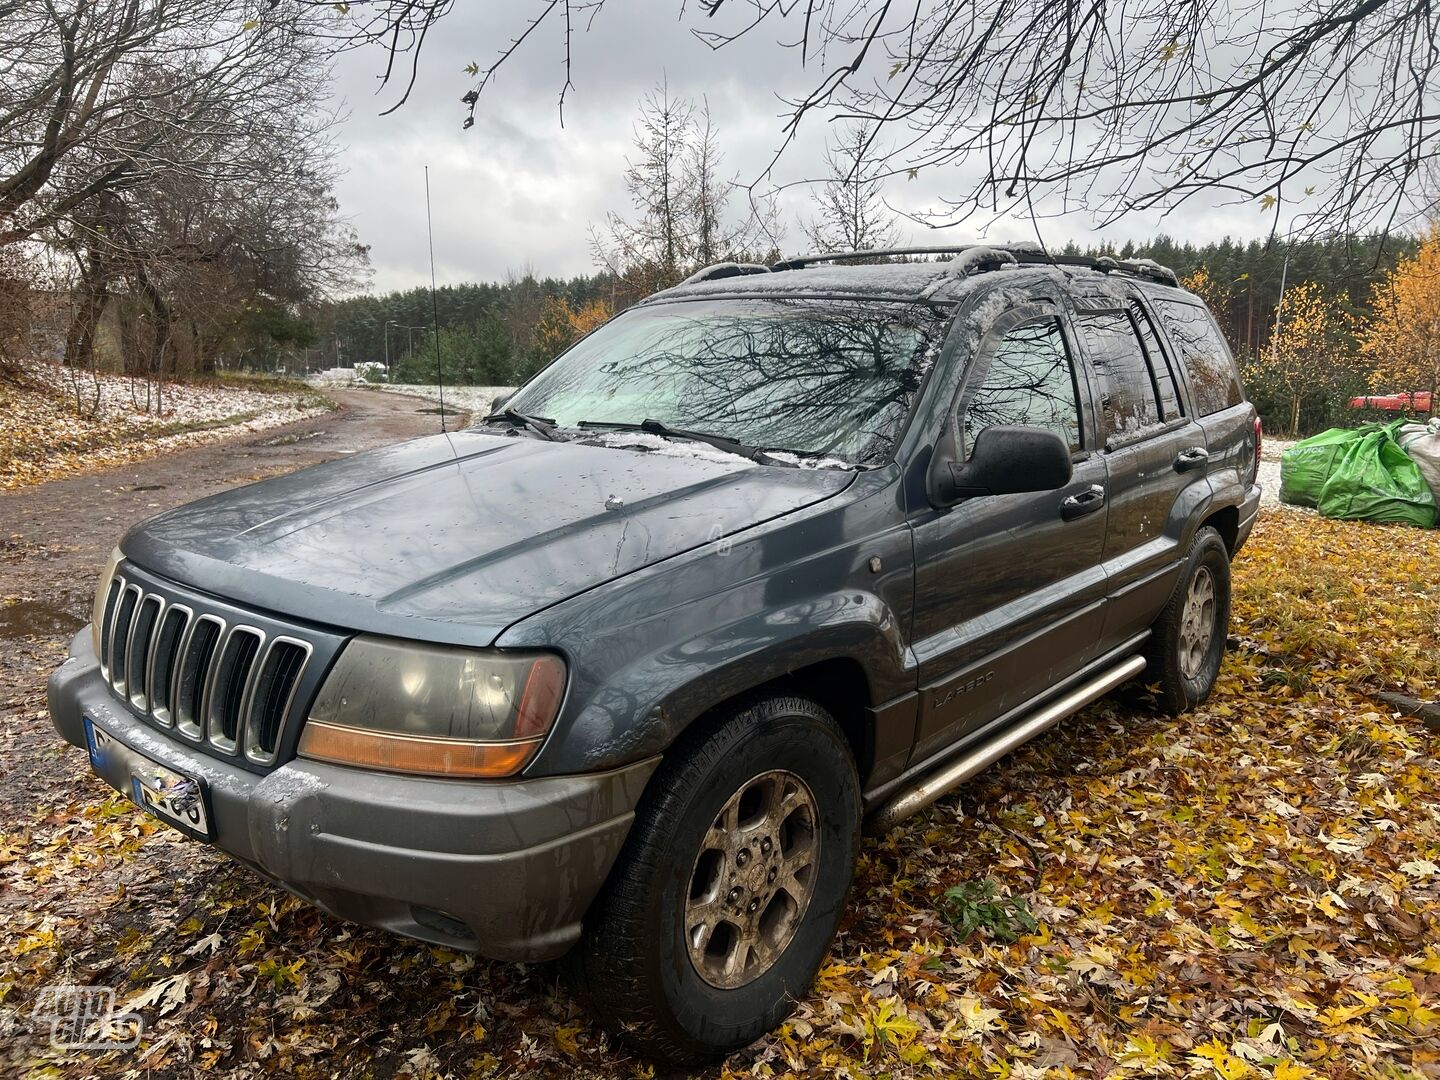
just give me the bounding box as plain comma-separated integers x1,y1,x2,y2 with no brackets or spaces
2,511,1438,1079
0,364,333,491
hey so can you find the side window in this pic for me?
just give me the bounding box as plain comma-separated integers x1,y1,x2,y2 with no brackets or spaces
1130,303,1184,421
1076,309,1162,443
961,316,1082,454
1153,298,1244,415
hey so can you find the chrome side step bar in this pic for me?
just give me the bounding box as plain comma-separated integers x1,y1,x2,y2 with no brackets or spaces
868,654,1147,832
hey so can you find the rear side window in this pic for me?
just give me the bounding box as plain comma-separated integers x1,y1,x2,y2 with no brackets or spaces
1153,298,1244,415
962,316,1082,454
1076,309,1164,443
1130,303,1184,421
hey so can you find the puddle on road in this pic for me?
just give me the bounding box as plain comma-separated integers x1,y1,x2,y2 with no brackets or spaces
416,406,463,416
0,600,86,641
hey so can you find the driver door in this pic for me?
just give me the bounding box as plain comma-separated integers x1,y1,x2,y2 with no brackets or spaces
907,300,1110,765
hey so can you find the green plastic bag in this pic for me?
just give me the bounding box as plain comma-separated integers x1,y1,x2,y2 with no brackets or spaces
1316,423,1438,528
1279,423,1383,507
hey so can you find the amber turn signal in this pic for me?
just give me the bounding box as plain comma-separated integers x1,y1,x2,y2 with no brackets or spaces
298,721,544,778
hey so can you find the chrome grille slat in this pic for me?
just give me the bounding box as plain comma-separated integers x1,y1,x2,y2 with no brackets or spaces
98,577,122,679
109,583,140,694
245,637,312,765
127,595,163,710
148,604,191,726
206,627,264,753
177,615,224,740
96,566,323,772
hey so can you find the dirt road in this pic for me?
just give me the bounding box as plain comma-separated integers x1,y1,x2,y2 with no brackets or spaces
0,387,637,1080
0,388,450,814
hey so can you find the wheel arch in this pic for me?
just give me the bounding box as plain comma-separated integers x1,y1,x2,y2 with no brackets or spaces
1200,504,1240,553
679,656,879,786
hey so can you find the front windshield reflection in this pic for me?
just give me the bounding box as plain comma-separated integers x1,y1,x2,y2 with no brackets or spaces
504,298,944,464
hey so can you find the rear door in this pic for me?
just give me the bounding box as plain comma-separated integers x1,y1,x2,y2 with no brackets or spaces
1068,285,1210,646
1146,293,1258,509
907,296,1109,765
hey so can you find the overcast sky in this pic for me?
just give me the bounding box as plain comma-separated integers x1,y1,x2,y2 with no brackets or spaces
326,5,1275,295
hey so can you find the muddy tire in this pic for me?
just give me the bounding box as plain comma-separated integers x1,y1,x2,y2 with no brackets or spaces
566,694,861,1064
1146,525,1231,715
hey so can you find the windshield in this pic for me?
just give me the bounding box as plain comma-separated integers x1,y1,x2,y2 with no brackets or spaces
503,298,944,465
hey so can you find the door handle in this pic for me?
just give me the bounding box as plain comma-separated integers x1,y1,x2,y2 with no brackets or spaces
1174,446,1210,472
1060,484,1106,521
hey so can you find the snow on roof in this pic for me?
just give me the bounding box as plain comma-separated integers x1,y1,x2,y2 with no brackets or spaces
651,260,968,302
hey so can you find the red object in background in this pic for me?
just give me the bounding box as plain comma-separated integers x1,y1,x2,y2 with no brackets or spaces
1348,391,1434,412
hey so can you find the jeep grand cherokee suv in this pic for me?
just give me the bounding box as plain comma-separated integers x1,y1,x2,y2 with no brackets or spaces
49,245,1261,1063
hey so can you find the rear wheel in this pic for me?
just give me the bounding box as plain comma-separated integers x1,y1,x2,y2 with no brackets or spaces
1147,525,1231,714
567,694,860,1064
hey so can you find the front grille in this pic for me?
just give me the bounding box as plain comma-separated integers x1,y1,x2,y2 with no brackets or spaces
96,563,336,769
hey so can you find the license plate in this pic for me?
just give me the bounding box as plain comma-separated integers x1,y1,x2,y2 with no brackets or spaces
84,717,213,840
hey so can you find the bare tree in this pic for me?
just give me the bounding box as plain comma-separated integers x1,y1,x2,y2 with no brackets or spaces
802,121,900,253
2,2,368,383
0,4,335,246
318,0,1440,238
598,80,695,289
685,100,783,265
595,84,784,294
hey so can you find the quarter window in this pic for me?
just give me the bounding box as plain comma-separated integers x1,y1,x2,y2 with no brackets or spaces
1077,309,1163,443
1130,302,1184,421
962,316,1082,454
1153,299,1244,415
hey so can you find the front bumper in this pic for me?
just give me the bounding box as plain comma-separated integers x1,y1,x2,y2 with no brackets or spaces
48,631,657,962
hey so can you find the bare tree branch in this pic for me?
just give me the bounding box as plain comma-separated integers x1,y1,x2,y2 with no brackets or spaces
316,0,1440,236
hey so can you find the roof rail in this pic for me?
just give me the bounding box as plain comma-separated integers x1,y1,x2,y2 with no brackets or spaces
772,243,1022,270
677,262,772,286
769,243,1180,288
1043,254,1180,287
663,246,1181,294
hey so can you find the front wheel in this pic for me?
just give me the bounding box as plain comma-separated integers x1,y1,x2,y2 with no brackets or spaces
566,694,861,1064
1147,525,1232,714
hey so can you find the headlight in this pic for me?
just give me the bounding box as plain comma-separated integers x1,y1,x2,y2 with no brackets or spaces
91,547,123,659
297,636,566,779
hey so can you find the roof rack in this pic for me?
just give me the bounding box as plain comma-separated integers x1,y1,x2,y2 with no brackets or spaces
677,244,1181,292
677,262,773,285
765,243,1180,288
770,242,1044,271
1041,254,1181,287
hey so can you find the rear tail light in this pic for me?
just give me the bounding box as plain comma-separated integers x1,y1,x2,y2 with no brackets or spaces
1252,416,1263,486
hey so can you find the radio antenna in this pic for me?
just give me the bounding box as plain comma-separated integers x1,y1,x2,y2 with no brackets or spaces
424,165,447,433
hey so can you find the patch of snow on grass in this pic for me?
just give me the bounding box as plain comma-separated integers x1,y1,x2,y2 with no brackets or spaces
357,383,514,418
2,362,332,490
24,362,321,430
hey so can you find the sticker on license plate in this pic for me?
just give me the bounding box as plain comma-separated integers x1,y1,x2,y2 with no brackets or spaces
85,718,213,840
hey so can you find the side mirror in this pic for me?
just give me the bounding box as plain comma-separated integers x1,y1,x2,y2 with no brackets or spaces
488,391,513,413
928,424,1073,508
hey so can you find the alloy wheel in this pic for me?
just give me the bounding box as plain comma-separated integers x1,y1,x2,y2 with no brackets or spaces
683,770,820,989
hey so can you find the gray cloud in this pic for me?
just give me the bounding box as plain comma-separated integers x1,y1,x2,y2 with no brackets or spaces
326,4,1280,293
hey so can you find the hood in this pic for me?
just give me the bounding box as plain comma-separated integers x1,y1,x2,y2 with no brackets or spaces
122,429,854,645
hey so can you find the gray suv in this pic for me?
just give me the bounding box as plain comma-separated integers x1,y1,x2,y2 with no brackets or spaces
48,245,1261,1062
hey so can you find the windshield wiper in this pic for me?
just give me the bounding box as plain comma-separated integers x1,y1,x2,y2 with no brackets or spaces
484,408,559,441
577,418,792,466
